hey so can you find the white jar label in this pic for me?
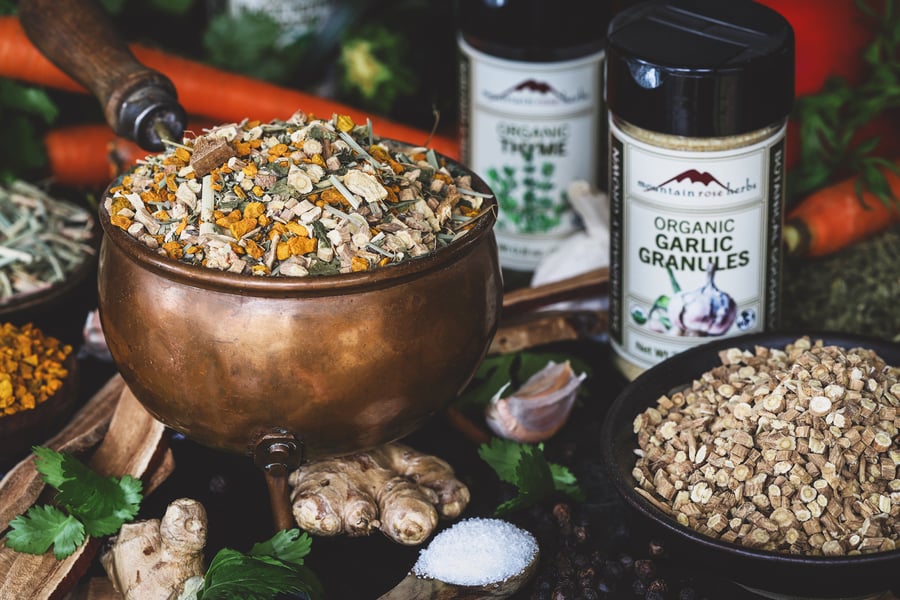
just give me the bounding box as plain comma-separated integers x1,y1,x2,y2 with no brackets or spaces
608,119,786,370
458,37,604,271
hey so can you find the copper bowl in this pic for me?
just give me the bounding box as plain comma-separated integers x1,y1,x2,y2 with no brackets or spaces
96,154,501,461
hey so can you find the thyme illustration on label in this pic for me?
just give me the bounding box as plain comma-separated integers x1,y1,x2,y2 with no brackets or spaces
488,148,567,234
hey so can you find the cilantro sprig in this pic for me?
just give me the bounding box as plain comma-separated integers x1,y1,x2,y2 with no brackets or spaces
478,438,585,516
6,446,143,559
790,0,900,206
198,529,323,600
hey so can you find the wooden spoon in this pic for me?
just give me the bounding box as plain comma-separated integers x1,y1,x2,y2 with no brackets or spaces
377,519,540,600
377,552,538,600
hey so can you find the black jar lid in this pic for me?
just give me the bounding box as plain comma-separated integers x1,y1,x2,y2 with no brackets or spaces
606,0,794,137
457,0,609,61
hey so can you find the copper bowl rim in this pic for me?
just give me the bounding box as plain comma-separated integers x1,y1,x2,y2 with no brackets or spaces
98,162,497,298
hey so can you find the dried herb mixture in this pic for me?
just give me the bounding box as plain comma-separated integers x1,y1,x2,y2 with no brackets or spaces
0,181,95,304
104,111,491,277
782,224,900,341
631,337,899,557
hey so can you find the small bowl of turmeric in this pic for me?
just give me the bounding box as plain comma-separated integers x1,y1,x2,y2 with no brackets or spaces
0,322,78,466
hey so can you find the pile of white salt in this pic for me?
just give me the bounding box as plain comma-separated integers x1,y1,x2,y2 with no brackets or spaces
412,518,539,586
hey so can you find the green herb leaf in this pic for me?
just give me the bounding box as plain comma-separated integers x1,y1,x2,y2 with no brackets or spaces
58,473,143,537
789,0,900,207
32,445,68,488
7,447,144,559
202,10,311,85
338,24,417,115
199,548,323,600
6,505,85,560
248,528,313,568
478,437,523,485
0,78,57,181
0,79,58,124
478,438,585,515
34,447,143,537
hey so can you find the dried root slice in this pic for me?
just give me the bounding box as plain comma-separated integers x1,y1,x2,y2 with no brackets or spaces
288,442,470,545
100,497,207,600
486,360,587,443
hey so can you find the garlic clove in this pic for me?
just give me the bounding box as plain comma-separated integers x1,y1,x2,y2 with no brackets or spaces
485,360,587,443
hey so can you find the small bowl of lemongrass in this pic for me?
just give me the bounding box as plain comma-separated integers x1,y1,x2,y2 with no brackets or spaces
0,180,98,349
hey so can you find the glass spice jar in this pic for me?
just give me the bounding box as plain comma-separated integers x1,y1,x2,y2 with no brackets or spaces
605,0,795,380
456,0,611,289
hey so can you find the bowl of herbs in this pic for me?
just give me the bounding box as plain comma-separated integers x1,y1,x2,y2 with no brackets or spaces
600,331,900,600
0,180,98,349
95,111,502,462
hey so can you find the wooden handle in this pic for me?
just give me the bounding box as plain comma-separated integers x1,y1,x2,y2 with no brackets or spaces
502,266,609,317
18,0,185,150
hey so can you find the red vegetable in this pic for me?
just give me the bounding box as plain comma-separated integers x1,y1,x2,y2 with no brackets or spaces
756,0,880,171
783,161,900,258
756,0,873,97
0,16,459,159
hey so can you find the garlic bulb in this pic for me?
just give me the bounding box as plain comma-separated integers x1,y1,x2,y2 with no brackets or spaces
485,361,587,443
667,264,737,336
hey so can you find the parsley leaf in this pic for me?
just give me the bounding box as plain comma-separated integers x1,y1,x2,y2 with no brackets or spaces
6,505,85,560
6,447,143,558
34,446,143,537
248,528,312,568
58,473,143,537
199,530,323,600
479,438,585,516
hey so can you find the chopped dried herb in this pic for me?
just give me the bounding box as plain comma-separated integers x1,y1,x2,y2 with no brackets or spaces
104,111,491,277
781,224,900,340
0,181,95,305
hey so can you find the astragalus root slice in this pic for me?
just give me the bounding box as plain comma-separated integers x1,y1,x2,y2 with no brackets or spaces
486,360,587,443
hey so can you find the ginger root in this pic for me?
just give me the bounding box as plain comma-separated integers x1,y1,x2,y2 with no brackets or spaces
100,497,207,600
288,442,470,545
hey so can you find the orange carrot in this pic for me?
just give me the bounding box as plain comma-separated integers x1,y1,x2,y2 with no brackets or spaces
783,162,900,257
0,16,460,159
43,121,218,189
43,124,144,189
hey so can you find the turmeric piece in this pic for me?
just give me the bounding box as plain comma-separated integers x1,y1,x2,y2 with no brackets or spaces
289,442,470,546
0,323,71,416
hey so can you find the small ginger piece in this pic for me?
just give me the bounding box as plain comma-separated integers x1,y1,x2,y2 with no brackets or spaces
100,497,207,600
289,442,470,545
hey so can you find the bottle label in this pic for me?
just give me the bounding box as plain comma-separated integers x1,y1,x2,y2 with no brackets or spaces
458,37,604,271
228,0,333,46
608,119,785,370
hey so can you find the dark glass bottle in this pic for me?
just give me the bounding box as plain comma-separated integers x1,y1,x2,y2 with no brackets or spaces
456,0,611,290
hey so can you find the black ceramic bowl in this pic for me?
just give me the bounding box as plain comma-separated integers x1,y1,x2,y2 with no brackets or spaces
600,332,900,600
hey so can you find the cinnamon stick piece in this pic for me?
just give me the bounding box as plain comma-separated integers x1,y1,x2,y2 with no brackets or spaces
0,382,170,600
